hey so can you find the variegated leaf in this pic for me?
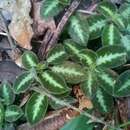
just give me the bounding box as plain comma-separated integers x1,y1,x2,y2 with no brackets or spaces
26,92,48,125
114,70,130,97
40,0,63,19
38,71,70,95
0,81,15,105
119,3,130,20
121,35,130,57
51,61,86,84
79,49,97,67
96,45,127,68
0,102,4,127
88,14,107,40
46,44,68,65
22,51,39,69
102,23,121,46
96,69,117,95
93,87,113,113
13,72,34,94
5,105,23,122
68,15,89,46
64,39,83,60
80,71,95,97
113,14,128,30
97,1,117,18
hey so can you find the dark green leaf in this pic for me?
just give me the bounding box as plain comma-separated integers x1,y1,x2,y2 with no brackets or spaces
68,15,89,46
51,61,86,84
102,23,121,46
60,115,93,130
114,70,130,97
26,92,48,125
97,1,117,18
96,45,127,68
38,71,70,95
93,87,113,113
5,105,23,122
40,0,63,19
22,51,39,69
13,72,34,94
88,14,107,40
46,44,68,65
0,81,15,105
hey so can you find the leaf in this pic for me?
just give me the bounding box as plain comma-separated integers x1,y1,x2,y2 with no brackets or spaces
60,115,93,130
46,44,68,65
0,81,15,105
79,49,97,67
96,69,117,95
38,71,70,95
5,105,23,122
68,15,89,46
26,92,48,125
80,71,95,97
51,61,86,84
64,39,83,60
88,14,107,40
8,0,33,49
93,87,113,113
22,51,39,69
113,14,128,30
40,0,63,19
102,23,121,46
0,102,4,127
121,35,130,57
96,45,127,68
13,72,34,94
114,70,130,97
97,1,117,18
119,3,130,20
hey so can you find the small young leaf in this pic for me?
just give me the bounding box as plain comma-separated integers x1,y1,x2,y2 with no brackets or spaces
102,23,121,46
46,44,68,65
0,82,15,105
80,71,95,97
114,70,130,97
79,49,97,67
5,105,23,122
26,92,48,125
68,15,89,46
88,14,107,40
51,61,86,84
96,69,117,95
40,0,63,19
22,51,39,69
13,72,34,94
38,71,70,95
97,1,117,18
121,35,130,57
64,39,83,60
61,115,93,130
96,45,127,68
0,102,4,127
93,87,113,113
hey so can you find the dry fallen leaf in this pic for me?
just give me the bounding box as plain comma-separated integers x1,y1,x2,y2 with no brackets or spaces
1,0,34,49
9,0,34,50
73,85,93,110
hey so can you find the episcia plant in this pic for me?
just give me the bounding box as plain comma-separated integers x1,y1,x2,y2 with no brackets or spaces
0,44,87,128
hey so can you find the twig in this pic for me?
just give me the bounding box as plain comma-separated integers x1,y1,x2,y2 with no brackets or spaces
32,86,123,130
